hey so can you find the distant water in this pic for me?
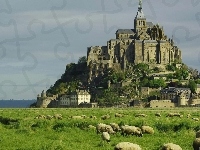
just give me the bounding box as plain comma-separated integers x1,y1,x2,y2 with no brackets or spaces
0,100,36,108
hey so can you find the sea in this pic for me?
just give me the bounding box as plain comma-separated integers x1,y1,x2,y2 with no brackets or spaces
0,100,36,108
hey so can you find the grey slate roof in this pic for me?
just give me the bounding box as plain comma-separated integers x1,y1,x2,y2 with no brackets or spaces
146,22,154,28
116,29,135,34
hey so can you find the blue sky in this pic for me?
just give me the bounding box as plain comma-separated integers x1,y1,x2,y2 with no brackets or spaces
0,0,200,100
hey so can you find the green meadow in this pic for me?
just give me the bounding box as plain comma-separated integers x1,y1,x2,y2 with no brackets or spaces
0,108,199,150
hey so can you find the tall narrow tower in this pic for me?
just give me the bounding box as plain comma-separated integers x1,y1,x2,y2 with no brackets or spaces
134,0,147,34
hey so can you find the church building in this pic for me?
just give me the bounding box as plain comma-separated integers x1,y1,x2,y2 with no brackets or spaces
87,0,182,82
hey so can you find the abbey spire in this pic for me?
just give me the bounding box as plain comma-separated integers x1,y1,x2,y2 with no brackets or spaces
135,0,145,19
134,0,147,34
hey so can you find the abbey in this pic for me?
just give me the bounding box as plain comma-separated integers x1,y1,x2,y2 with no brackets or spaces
87,0,182,80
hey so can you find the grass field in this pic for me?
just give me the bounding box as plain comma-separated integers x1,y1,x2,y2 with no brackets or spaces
0,108,200,150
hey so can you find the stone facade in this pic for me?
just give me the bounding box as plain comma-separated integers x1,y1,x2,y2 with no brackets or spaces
36,90,58,108
59,89,91,107
150,100,176,108
160,87,191,105
87,0,182,82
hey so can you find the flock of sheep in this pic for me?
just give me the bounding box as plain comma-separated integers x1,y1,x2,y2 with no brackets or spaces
34,112,200,149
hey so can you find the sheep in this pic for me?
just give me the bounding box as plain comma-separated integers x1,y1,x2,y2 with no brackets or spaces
114,142,141,150
115,113,123,118
90,115,97,119
101,114,110,120
155,113,161,117
161,143,182,150
102,132,110,142
88,125,96,130
46,115,53,120
96,123,115,134
121,125,142,137
166,113,183,118
81,115,88,119
187,113,191,118
141,126,154,134
70,116,84,119
135,114,147,117
196,130,200,138
54,114,62,120
192,118,199,121
110,123,121,132
35,115,46,119
166,113,175,117
193,138,200,150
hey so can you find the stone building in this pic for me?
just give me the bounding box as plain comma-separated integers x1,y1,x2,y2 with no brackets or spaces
59,89,91,107
87,0,182,82
150,100,176,108
36,90,58,108
160,87,191,104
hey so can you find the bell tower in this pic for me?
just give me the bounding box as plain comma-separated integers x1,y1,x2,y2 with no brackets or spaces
134,0,147,34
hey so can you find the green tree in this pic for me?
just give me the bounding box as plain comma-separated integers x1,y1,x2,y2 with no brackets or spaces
188,80,197,93
78,56,87,64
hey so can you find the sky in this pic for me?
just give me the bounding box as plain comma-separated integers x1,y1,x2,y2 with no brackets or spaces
0,0,200,100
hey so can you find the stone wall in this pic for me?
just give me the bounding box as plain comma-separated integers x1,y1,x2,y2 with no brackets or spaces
150,100,176,108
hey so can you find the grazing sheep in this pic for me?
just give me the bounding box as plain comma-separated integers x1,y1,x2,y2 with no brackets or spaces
81,115,88,119
193,138,200,150
114,142,141,150
121,125,142,137
135,114,147,117
161,143,182,150
166,113,175,117
141,126,154,134
35,115,46,119
110,123,121,132
46,115,53,120
70,116,84,119
88,125,96,130
101,114,110,120
192,118,199,121
155,113,161,117
90,115,97,119
166,113,182,118
187,113,191,118
54,114,62,120
115,113,123,118
102,132,110,142
96,123,115,134
196,130,200,138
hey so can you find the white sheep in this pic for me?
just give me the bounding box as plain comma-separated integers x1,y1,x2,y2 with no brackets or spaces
110,123,121,132
70,116,84,119
141,126,154,134
96,123,115,134
121,125,142,137
192,118,199,121
193,138,200,150
161,143,182,150
101,114,110,120
135,114,147,117
187,113,191,118
88,125,96,130
54,114,62,120
155,113,161,117
114,142,141,150
102,132,110,142
115,113,123,118
46,115,53,120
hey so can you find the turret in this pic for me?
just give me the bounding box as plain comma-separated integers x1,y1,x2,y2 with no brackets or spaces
134,0,147,34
